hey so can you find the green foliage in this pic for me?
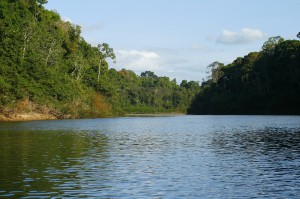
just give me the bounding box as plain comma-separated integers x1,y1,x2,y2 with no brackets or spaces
0,0,111,117
89,69,200,114
0,0,199,118
188,38,300,115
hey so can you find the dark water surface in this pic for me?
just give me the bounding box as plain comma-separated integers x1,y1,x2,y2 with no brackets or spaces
0,115,300,198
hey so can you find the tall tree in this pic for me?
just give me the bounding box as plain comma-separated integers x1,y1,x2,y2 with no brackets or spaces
97,43,116,81
206,61,224,83
261,36,284,55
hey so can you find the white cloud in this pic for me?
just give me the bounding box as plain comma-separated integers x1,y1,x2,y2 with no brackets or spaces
116,50,160,72
217,28,265,44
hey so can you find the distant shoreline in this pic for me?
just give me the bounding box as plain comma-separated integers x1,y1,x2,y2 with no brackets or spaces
0,112,186,122
125,113,185,117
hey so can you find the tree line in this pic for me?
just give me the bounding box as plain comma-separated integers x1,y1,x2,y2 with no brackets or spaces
188,36,300,115
0,0,200,118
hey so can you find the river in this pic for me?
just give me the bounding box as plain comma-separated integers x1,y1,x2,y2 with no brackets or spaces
0,115,300,198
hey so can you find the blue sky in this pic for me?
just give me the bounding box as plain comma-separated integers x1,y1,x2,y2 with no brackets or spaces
45,0,300,83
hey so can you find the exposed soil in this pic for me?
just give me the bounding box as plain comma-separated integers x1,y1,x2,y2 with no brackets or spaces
0,99,72,122
0,112,57,122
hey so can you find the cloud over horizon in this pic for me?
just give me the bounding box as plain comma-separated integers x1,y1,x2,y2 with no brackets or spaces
116,50,161,72
217,28,265,44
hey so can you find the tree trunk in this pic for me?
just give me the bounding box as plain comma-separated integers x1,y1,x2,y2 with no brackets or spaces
22,31,32,59
45,40,55,66
98,59,101,81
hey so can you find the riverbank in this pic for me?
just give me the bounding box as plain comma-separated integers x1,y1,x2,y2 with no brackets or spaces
0,100,72,122
0,112,186,122
0,98,186,122
0,112,58,122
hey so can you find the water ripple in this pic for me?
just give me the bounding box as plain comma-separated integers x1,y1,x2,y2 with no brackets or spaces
0,116,300,198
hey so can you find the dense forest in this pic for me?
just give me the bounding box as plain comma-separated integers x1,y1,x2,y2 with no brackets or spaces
188,36,300,115
0,0,200,119
1,0,299,120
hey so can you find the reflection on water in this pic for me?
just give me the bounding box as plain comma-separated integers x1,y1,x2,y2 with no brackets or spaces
0,116,300,198
0,130,109,198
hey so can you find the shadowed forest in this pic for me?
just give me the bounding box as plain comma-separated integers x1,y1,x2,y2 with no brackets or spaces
188,36,300,115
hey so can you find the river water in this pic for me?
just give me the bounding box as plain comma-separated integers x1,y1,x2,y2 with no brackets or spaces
0,115,300,198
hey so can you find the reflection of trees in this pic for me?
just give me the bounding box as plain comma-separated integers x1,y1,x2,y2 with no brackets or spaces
0,130,109,198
